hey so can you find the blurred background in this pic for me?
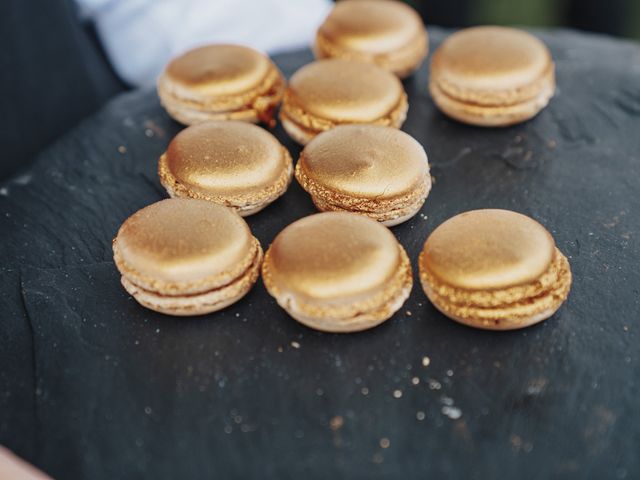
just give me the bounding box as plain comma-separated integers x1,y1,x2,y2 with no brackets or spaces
410,0,640,39
0,0,638,182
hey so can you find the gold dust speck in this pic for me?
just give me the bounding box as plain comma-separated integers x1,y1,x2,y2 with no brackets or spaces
379,438,390,449
329,415,344,431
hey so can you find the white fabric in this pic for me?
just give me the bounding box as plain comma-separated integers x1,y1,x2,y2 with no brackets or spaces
76,0,332,87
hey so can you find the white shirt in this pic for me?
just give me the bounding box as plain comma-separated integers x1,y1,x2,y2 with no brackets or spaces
76,0,332,87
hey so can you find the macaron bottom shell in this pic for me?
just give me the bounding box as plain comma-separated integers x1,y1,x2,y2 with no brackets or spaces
262,243,413,333
419,248,572,330
158,69,285,127
279,115,319,145
282,276,412,333
120,244,263,316
158,152,293,217
313,29,428,79
279,101,409,145
429,80,555,127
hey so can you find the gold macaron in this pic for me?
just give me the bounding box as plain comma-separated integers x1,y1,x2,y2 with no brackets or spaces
157,44,285,126
429,26,555,127
280,59,408,145
262,212,412,332
314,0,428,78
158,121,293,216
113,198,262,316
419,209,572,330
295,125,431,226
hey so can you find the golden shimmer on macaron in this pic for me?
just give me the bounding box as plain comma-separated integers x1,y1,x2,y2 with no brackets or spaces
158,121,292,216
157,44,285,126
280,59,408,144
419,209,572,330
295,125,431,226
429,26,555,127
262,212,412,332
113,199,262,316
314,0,428,78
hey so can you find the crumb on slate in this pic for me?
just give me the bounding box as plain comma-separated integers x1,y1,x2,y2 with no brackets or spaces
329,415,344,431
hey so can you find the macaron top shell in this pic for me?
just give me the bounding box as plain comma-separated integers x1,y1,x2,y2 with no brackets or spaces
318,0,424,54
164,44,271,96
286,59,404,122
421,209,555,290
265,212,402,302
299,125,428,200
163,121,288,197
431,26,552,99
114,199,254,286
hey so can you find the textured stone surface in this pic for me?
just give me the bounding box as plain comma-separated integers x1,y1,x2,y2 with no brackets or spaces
1,28,639,479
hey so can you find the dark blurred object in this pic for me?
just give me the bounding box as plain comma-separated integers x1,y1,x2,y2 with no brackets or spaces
406,0,635,38
565,0,628,35
409,0,472,27
0,0,125,181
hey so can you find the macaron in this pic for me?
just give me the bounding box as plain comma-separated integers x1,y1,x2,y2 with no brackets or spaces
295,125,431,226
158,121,293,216
429,26,555,127
157,44,285,126
280,59,408,145
314,0,428,78
418,209,572,330
113,198,263,316
262,212,412,332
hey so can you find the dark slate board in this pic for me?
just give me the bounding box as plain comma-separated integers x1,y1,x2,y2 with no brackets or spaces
1,28,640,479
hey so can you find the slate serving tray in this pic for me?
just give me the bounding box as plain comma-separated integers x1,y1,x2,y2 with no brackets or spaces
1,28,639,479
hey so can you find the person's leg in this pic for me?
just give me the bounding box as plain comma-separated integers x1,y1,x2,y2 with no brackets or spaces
565,0,629,36
409,0,473,27
0,0,124,180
